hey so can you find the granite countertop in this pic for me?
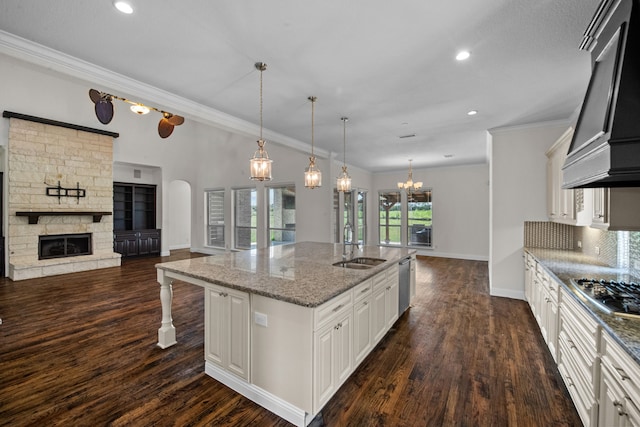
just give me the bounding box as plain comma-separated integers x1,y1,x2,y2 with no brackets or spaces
525,247,640,364
156,241,415,308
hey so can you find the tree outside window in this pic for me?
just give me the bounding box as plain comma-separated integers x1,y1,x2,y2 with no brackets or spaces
379,191,401,245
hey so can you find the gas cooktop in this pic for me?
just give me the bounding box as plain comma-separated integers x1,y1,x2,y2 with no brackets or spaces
571,278,640,318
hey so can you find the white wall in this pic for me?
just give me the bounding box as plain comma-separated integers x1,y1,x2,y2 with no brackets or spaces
488,123,569,299
373,163,490,261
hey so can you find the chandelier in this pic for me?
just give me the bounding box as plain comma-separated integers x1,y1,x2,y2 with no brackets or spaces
250,62,273,181
397,159,423,194
336,117,352,192
304,96,322,189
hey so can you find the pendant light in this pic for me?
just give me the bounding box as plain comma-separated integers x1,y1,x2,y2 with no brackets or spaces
337,117,352,192
304,96,322,189
250,62,273,181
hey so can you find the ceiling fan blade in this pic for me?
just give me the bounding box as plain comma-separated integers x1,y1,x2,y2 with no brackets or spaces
158,118,174,138
166,115,184,126
89,88,101,104
94,99,114,124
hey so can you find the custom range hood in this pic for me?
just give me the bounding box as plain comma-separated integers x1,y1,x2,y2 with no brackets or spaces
563,0,640,188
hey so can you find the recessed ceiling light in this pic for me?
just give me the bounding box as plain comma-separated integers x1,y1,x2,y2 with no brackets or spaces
467,110,478,116
456,51,471,61
114,1,133,14
444,154,454,158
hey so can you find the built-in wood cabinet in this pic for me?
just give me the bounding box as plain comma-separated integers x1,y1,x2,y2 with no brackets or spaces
113,183,161,257
590,187,640,231
205,284,250,381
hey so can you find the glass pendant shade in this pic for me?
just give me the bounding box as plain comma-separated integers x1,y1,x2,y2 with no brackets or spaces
337,167,352,192
304,156,322,189
250,139,272,181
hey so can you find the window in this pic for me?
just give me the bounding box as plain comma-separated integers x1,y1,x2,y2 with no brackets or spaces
206,189,225,248
379,191,402,245
234,188,257,250
407,190,432,247
334,189,367,244
268,185,295,246
356,190,367,244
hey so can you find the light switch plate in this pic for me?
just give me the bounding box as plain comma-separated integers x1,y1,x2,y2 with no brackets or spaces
254,312,268,327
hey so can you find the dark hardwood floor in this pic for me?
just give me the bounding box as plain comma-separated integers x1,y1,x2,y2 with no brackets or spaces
0,251,581,426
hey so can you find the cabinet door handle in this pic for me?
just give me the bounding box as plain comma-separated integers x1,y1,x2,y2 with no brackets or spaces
614,366,631,380
363,301,368,306
332,304,344,313
386,286,391,290
218,292,228,297
334,322,342,330
361,288,370,294
613,401,627,416
567,339,576,350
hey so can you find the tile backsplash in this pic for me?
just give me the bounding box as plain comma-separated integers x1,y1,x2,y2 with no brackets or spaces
524,221,640,278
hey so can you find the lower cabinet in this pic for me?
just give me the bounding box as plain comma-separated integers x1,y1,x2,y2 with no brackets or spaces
250,264,402,418
114,229,161,257
599,332,640,426
558,287,600,427
313,307,353,411
205,284,250,381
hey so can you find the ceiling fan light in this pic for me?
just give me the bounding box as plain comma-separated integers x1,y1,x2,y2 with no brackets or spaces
130,104,150,115
114,1,133,14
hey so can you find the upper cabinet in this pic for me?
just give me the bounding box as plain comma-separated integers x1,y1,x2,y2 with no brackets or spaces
547,128,577,225
547,128,640,230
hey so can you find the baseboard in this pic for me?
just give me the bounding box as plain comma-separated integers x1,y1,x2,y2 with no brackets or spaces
169,243,191,250
489,287,525,300
204,361,315,427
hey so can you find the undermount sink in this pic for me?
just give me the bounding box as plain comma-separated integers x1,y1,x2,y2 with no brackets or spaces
333,257,387,269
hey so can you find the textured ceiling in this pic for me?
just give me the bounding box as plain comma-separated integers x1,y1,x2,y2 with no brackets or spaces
0,0,599,172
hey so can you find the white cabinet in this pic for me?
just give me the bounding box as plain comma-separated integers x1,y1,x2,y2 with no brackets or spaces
372,265,399,343
353,279,373,365
599,332,640,427
205,285,250,381
524,252,535,311
410,254,416,299
590,187,640,231
313,306,352,411
546,127,576,224
558,287,600,427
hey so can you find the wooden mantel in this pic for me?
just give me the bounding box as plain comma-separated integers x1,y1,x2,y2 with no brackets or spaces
16,211,113,224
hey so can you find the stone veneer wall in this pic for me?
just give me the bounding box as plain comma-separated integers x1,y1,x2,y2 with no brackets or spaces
7,118,121,280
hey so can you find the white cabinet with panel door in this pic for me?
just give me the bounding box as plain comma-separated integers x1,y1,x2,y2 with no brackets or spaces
205,284,250,381
599,332,640,427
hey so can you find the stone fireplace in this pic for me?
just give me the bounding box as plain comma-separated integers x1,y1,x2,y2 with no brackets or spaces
5,114,121,280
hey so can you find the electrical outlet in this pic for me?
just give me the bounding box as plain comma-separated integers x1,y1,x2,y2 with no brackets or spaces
595,246,600,255
577,240,582,248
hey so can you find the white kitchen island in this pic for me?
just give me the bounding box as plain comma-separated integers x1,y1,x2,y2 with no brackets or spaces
155,241,415,426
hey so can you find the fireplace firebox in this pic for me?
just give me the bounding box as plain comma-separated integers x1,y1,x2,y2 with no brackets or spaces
39,233,92,260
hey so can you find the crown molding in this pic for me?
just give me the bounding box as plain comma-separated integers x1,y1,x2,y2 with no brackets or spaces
0,30,327,158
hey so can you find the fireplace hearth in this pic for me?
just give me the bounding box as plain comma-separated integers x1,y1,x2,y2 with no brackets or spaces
39,233,92,260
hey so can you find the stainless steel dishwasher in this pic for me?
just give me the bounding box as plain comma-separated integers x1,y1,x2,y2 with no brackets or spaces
398,256,411,315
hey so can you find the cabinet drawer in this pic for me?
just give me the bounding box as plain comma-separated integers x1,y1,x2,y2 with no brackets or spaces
560,288,599,355
353,279,372,302
601,332,640,406
314,292,352,331
372,270,387,291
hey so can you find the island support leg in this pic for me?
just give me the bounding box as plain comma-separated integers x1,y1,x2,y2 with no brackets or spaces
157,270,177,349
